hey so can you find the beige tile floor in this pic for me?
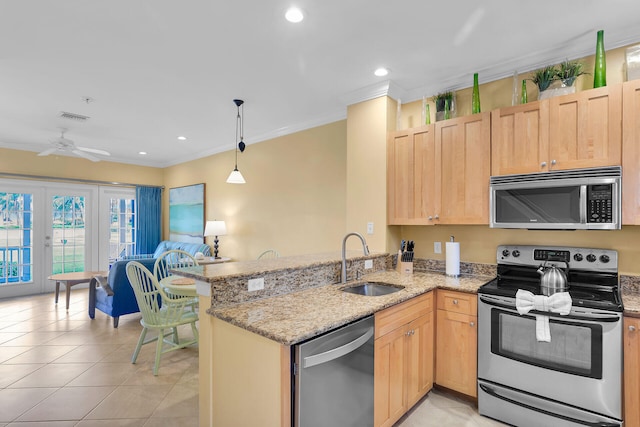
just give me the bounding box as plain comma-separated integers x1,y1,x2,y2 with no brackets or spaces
0,288,198,426
0,288,506,427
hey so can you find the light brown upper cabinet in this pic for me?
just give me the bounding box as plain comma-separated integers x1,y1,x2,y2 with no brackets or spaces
387,113,491,225
387,125,436,225
491,100,550,175
623,79,640,225
491,84,622,176
435,112,491,225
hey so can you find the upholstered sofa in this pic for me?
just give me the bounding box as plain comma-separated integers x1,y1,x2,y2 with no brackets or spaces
88,240,210,327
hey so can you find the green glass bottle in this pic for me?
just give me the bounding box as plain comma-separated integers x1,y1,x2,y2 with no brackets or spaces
593,30,607,88
444,98,450,120
521,80,528,104
472,73,481,114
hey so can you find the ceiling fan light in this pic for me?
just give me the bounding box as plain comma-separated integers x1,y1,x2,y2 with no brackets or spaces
226,168,246,184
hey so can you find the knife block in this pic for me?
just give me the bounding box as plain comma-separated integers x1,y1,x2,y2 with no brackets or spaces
397,260,414,275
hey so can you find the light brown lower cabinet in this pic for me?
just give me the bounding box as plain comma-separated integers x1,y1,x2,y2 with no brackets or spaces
624,316,640,427
435,289,478,397
374,292,434,427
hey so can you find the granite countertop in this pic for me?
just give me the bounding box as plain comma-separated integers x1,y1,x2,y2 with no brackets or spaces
209,269,492,346
623,293,640,318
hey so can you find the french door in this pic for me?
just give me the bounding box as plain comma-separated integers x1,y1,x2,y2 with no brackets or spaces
43,186,98,293
0,180,98,299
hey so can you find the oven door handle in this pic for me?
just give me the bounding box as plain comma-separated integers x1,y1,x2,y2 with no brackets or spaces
479,296,621,323
479,383,620,427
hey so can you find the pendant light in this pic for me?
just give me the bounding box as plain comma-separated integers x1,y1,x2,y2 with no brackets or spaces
226,99,246,184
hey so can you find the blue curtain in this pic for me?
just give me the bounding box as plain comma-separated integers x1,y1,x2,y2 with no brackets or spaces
135,186,162,255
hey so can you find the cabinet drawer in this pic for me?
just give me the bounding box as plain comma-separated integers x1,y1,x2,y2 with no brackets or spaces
436,290,477,316
375,292,433,339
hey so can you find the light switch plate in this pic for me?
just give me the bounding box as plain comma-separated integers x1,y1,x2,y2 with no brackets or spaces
434,242,442,254
364,259,373,269
248,278,264,291
367,222,374,235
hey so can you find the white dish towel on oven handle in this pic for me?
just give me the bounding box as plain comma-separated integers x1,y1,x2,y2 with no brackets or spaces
515,289,572,342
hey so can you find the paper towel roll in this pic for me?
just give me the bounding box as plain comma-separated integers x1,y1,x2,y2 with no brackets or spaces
446,242,460,277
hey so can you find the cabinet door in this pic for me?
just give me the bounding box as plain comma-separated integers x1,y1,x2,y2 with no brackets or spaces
491,100,550,175
387,125,436,225
624,317,640,427
548,84,622,170
435,309,477,397
623,80,640,225
405,312,434,409
374,325,407,427
436,112,491,224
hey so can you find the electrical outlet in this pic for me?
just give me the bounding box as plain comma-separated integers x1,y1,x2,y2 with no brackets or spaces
434,242,442,254
366,222,374,235
364,259,373,269
248,278,264,291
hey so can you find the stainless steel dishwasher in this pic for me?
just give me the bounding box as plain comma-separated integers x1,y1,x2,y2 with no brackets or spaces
293,315,374,427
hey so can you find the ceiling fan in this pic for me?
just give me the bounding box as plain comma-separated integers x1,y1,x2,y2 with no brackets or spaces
37,130,111,162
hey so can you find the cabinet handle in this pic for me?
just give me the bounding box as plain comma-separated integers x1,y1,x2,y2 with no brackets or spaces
428,216,433,220
630,325,637,332
452,299,458,305
541,161,547,168
435,215,439,220
551,159,557,166
470,322,475,327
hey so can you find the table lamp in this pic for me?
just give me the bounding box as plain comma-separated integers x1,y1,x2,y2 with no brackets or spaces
204,220,227,259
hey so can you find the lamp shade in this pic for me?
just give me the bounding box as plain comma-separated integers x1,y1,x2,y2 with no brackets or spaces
204,220,227,237
226,168,246,184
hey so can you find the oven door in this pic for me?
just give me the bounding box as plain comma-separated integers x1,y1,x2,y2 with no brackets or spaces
478,294,622,420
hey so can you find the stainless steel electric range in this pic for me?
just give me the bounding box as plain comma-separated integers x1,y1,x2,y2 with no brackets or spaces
477,245,623,427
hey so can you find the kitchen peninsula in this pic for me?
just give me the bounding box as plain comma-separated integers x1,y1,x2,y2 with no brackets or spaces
172,252,492,427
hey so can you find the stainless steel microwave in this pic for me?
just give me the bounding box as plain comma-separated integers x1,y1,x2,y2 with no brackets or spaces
490,166,621,230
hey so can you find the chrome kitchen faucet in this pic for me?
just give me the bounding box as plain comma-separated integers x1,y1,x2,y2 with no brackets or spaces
341,232,369,284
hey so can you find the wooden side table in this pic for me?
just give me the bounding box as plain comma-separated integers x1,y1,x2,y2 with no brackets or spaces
49,271,108,310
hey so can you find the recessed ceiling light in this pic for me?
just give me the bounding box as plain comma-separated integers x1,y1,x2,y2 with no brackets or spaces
139,151,147,155
374,67,389,77
285,7,304,23
177,136,187,141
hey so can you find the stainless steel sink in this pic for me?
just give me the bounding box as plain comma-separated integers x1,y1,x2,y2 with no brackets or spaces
341,282,404,296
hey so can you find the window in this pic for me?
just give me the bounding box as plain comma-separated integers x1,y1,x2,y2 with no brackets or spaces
109,197,136,264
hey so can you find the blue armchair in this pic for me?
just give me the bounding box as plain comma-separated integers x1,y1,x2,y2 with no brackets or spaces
89,258,156,328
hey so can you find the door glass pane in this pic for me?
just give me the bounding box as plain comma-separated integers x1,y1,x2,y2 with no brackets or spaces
52,195,85,274
0,192,33,284
109,197,136,264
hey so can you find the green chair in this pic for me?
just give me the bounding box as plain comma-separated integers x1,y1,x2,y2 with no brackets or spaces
153,249,199,281
257,249,280,260
125,261,199,375
154,249,199,310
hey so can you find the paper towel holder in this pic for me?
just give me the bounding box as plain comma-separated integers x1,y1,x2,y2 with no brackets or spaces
446,236,460,278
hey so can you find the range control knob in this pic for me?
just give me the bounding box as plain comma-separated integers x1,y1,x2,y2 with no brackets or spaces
512,250,520,258
586,254,597,263
600,254,610,263
502,249,510,257
573,253,583,262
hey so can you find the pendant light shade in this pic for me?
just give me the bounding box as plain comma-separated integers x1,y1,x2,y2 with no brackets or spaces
226,99,247,184
226,168,246,184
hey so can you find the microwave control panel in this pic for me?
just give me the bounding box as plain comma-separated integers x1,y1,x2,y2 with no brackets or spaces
587,184,613,223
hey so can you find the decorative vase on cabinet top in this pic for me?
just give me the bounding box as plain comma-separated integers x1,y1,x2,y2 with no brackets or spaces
594,30,607,88
472,73,481,114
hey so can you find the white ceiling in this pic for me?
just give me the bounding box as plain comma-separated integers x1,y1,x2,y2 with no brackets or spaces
1,1,640,168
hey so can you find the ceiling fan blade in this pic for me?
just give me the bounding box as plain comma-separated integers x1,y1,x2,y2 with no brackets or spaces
77,146,111,156
71,149,100,162
37,147,58,156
